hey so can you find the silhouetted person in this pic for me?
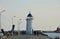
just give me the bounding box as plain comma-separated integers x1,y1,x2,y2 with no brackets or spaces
11,25,15,32
1,29,5,35
11,24,15,36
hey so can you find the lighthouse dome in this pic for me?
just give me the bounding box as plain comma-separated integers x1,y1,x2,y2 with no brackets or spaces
27,12,32,17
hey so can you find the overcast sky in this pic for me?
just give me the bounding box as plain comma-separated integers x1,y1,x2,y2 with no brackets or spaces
0,0,60,31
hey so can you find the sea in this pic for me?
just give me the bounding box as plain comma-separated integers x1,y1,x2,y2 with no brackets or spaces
44,33,60,39
0,32,3,36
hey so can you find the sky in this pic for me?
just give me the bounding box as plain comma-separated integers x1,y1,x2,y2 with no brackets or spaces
0,0,60,31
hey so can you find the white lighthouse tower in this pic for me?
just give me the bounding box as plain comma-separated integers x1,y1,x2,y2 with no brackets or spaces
26,11,33,34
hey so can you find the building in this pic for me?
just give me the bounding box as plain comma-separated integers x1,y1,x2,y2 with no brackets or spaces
26,11,33,34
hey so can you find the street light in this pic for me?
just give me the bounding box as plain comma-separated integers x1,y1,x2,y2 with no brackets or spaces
12,16,22,36
12,16,16,38
0,10,5,31
18,19,22,36
12,16,16,25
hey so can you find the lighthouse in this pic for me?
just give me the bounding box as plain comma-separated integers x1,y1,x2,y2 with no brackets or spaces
26,11,33,34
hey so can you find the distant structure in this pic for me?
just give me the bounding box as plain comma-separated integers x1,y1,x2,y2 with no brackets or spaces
26,11,33,34
55,27,60,32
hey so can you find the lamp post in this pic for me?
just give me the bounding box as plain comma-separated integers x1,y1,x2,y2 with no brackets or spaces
12,16,16,38
12,16,16,25
12,16,22,36
18,19,22,36
13,16,22,36
0,10,5,31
